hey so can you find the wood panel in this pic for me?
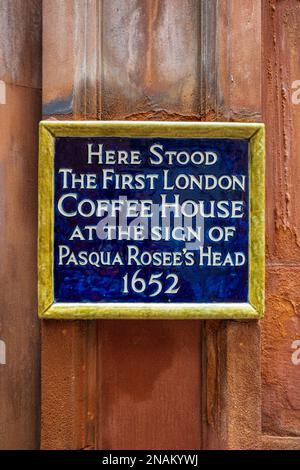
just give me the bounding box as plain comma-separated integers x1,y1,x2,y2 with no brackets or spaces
42,0,300,450
41,321,97,449
262,268,300,437
202,0,262,450
100,321,201,450
101,0,201,120
41,0,202,450
99,1,202,448
0,0,41,88
261,0,300,445
261,436,300,450
263,0,300,263
42,1,101,449
0,0,41,449
3,0,300,451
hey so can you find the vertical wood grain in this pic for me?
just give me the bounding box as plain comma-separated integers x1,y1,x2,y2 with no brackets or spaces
42,0,100,449
99,321,201,450
41,0,202,450
99,0,202,449
262,0,300,443
202,0,262,450
0,0,41,449
0,0,41,88
263,0,300,264
101,0,201,120
26,0,300,450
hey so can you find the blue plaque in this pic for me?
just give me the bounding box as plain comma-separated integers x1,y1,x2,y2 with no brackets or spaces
38,121,265,319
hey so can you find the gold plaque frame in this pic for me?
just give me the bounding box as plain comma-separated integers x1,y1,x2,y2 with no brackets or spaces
38,121,265,320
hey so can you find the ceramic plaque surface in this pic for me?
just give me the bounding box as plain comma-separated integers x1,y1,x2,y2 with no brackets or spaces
38,121,265,319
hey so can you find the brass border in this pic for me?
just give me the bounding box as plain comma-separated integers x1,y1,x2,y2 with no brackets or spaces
38,121,265,319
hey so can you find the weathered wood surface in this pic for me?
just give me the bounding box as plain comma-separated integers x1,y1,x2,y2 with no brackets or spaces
42,0,203,450
202,0,262,450
0,0,41,88
262,0,300,442
0,0,41,449
40,0,300,450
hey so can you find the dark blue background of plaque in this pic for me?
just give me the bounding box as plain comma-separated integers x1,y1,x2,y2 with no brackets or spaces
54,137,249,303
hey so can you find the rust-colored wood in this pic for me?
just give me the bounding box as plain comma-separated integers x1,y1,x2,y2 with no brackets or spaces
0,0,41,449
40,0,300,450
42,0,202,450
263,0,300,263
0,0,41,89
99,1,203,449
41,0,100,450
1,0,300,451
203,321,261,450
262,268,300,437
99,321,201,450
261,436,300,450
101,0,201,121
202,0,262,450
41,321,98,449
261,0,300,445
